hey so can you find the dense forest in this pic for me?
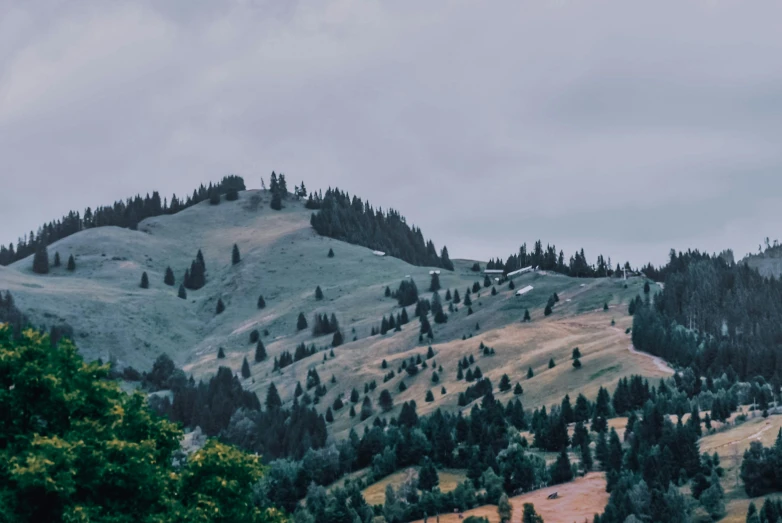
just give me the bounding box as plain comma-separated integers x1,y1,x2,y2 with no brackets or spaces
308,188,455,270
0,175,246,266
632,249,782,381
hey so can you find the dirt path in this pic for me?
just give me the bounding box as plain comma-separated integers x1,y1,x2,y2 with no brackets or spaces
707,422,775,452
627,344,675,375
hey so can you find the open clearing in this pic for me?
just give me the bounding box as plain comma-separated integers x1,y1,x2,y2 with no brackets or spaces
408,473,608,523
361,468,467,505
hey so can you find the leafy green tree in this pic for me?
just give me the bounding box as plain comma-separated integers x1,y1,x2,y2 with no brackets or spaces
140,271,149,288
232,243,241,264
522,503,543,523
164,266,175,286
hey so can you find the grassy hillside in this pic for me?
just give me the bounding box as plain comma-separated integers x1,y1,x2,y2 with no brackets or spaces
1,190,671,436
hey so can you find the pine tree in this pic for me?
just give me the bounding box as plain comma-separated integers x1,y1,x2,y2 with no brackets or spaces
514,382,523,395
379,389,393,412
257,295,265,309
241,357,251,378
360,396,373,421
32,245,49,274
508,280,515,290
215,298,225,315
572,357,582,369
67,254,75,271
266,382,282,409
497,374,511,392
483,275,491,288
349,405,356,417
140,272,149,289
498,494,512,523
270,191,282,210
527,367,534,379
232,243,241,265
429,273,441,292
398,381,407,392
523,309,531,322
297,313,308,331
522,504,543,523
572,347,581,359
550,448,574,484
548,358,556,368
53,252,61,267
464,293,472,306
544,304,553,316
328,248,334,258
491,286,497,296
164,266,175,286
350,388,360,403
441,386,447,394
457,367,464,380
426,346,435,359
445,289,452,300
315,286,324,300
425,390,434,402
603,302,609,311
177,284,187,299
254,340,266,362
431,371,440,384
332,330,344,347
453,289,461,303
325,407,334,423
418,458,439,490
217,347,226,359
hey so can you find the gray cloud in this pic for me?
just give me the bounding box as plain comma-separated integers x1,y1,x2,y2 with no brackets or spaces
2,0,782,267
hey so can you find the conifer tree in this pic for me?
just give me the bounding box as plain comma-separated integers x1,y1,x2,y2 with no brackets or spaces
496,374,510,392
241,357,251,379
603,302,609,311
360,396,374,421
572,357,582,369
217,347,226,359
349,405,356,417
350,388,360,403
431,371,440,384
32,245,49,274
445,289,452,300
270,191,282,210
67,254,76,271
215,298,225,315
509,280,515,290
176,283,187,299
522,504,543,523
429,273,441,292
257,295,266,309
328,248,334,258
514,382,523,395
463,293,472,306
164,266,175,286
483,275,491,288
544,303,553,316
425,390,435,402
232,244,241,265
379,389,393,412
548,358,555,369
297,313,308,331
498,494,512,523
523,309,531,322
140,272,149,289
249,329,259,344
53,252,61,267
572,347,581,359
266,382,282,409
527,367,534,379
331,330,344,347
315,286,324,300
550,448,574,484
325,407,334,423
398,381,407,392
381,359,388,369
491,286,497,296
453,289,461,303
254,340,266,362
457,367,464,380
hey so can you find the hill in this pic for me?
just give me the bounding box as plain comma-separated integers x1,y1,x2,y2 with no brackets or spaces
743,244,782,278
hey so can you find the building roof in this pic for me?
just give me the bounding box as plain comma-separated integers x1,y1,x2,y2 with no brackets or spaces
515,285,534,296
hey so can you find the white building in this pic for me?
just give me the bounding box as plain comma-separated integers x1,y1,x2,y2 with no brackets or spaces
515,285,534,296
507,266,534,278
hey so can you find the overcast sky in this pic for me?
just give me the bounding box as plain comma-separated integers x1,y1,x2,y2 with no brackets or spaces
2,1,782,267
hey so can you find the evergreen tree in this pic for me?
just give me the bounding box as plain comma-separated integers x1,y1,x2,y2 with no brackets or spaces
457,367,464,380
164,266,175,286
140,271,149,289
431,371,440,384
498,493,512,523
178,284,187,299
509,280,515,290
572,357,582,369
580,441,593,472
297,313,308,331
32,245,49,274
523,309,531,322
332,330,344,347
241,357,251,379
265,382,282,409
514,383,523,395
53,252,61,267
426,346,435,359
544,303,553,316
254,340,266,362
483,275,491,288
550,448,573,484
491,286,497,296
350,388,360,403
325,407,334,423
257,295,266,309
249,329,260,344
464,293,472,306
315,286,324,300
232,244,241,265
499,374,511,392
445,289,452,300
522,504,543,523
328,248,334,258
398,381,407,392
429,273,441,292
453,289,461,303
548,358,556,368
270,191,282,210
217,347,226,359
418,458,439,491
360,396,373,421
209,192,221,205
527,367,534,379
349,405,356,417
572,347,581,359
425,390,435,403
215,298,225,315
379,389,393,412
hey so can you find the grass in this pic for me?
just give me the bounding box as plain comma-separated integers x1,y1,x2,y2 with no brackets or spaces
361,468,467,505
589,364,622,381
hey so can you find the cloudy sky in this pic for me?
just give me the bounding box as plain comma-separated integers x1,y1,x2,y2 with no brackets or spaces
2,0,781,267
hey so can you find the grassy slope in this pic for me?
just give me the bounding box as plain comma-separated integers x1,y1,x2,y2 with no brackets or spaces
2,191,670,438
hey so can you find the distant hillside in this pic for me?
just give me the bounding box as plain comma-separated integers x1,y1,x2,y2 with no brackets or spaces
743,243,782,278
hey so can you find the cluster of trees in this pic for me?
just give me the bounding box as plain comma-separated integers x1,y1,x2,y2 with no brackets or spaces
0,175,245,266
632,250,782,380
268,172,292,210
492,241,623,278
183,249,207,290
393,279,419,306
740,432,782,497
0,326,284,523
309,188,454,270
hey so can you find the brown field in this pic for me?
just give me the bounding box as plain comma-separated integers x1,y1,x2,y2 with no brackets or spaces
409,473,608,523
362,468,468,506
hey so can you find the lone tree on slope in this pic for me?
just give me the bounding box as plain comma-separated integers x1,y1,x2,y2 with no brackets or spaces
53,252,61,267
215,298,225,315
232,244,241,265
315,286,324,300
241,357,251,379
254,340,267,362
257,295,266,309
328,248,334,258
177,284,187,299
66,254,76,271
297,313,308,331
32,245,49,274
140,272,149,289
217,347,226,359
164,267,175,286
